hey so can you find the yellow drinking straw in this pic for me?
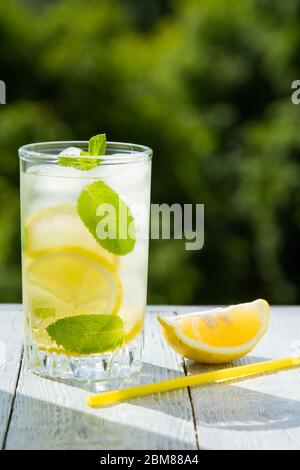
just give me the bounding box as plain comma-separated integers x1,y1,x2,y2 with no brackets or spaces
86,356,300,407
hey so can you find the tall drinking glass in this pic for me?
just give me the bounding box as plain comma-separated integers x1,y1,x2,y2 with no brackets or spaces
19,141,152,381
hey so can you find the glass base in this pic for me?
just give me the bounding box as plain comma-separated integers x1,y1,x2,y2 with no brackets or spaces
25,335,143,383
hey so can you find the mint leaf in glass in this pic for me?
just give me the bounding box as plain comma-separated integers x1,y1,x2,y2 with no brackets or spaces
46,314,125,354
77,181,136,255
59,156,100,171
88,133,106,156
58,133,106,171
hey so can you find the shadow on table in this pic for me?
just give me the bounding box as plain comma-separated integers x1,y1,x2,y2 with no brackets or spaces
49,361,184,393
191,383,300,432
4,352,299,449
134,356,300,432
33,356,300,433
0,389,192,450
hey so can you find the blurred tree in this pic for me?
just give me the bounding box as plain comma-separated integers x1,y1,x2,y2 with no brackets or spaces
122,0,173,30
0,101,70,300
0,0,300,305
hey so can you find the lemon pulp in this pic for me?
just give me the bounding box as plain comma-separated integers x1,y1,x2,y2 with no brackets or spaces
23,204,143,353
23,203,118,267
158,299,270,364
27,246,122,320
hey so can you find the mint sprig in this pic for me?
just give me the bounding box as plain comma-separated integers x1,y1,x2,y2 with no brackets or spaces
58,133,106,171
77,181,136,255
46,314,125,355
59,156,100,171
88,134,106,156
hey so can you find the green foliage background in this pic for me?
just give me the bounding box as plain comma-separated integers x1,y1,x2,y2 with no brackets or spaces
1,0,300,305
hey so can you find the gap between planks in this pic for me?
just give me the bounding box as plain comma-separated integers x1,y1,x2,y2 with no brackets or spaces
0,306,24,449
2,348,23,450
158,309,200,450
4,308,199,450
168,309,200,449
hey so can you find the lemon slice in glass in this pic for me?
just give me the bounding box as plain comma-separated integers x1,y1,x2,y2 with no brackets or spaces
23,203,118,267
26,246,122,323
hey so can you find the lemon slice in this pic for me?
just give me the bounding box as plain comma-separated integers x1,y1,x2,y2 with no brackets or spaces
23,204,118,267
158,299,270,364
119,310,143,343
26,246,122,324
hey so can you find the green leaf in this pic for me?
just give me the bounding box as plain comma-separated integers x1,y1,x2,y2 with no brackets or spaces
58,133,106,171
77,181,136,255
88,133,106,156
59,156,100,171
46,314,125,355
80,150,90,156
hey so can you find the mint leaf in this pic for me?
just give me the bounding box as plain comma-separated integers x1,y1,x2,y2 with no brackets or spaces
46,314,125,354
77,181,136,255
59,156,100,171
88,133,106,156
58,133,106,171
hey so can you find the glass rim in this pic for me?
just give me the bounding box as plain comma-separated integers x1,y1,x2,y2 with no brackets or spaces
18,140,153,165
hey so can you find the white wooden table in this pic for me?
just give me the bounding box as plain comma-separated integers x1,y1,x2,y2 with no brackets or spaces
0,304,300,450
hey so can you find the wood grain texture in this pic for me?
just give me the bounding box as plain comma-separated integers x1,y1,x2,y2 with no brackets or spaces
4,308,197,450
183,306,300,450
2,304,300,450
0,305,23,448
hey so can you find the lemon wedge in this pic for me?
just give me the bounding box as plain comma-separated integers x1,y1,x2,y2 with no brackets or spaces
23,203,118,267
158,299,270,364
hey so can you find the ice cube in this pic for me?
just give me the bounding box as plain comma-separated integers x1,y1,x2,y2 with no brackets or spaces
23,163,89,211
102,163,148,194
58,146,81,156
26,164,83,178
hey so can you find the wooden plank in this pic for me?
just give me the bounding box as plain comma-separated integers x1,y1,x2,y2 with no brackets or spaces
185,306,300,450
0,305,23,448
5,309,197,450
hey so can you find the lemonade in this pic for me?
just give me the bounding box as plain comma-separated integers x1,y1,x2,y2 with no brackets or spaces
19,137,152,381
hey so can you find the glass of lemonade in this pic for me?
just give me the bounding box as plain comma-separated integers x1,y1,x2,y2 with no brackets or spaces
19,139,152,381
